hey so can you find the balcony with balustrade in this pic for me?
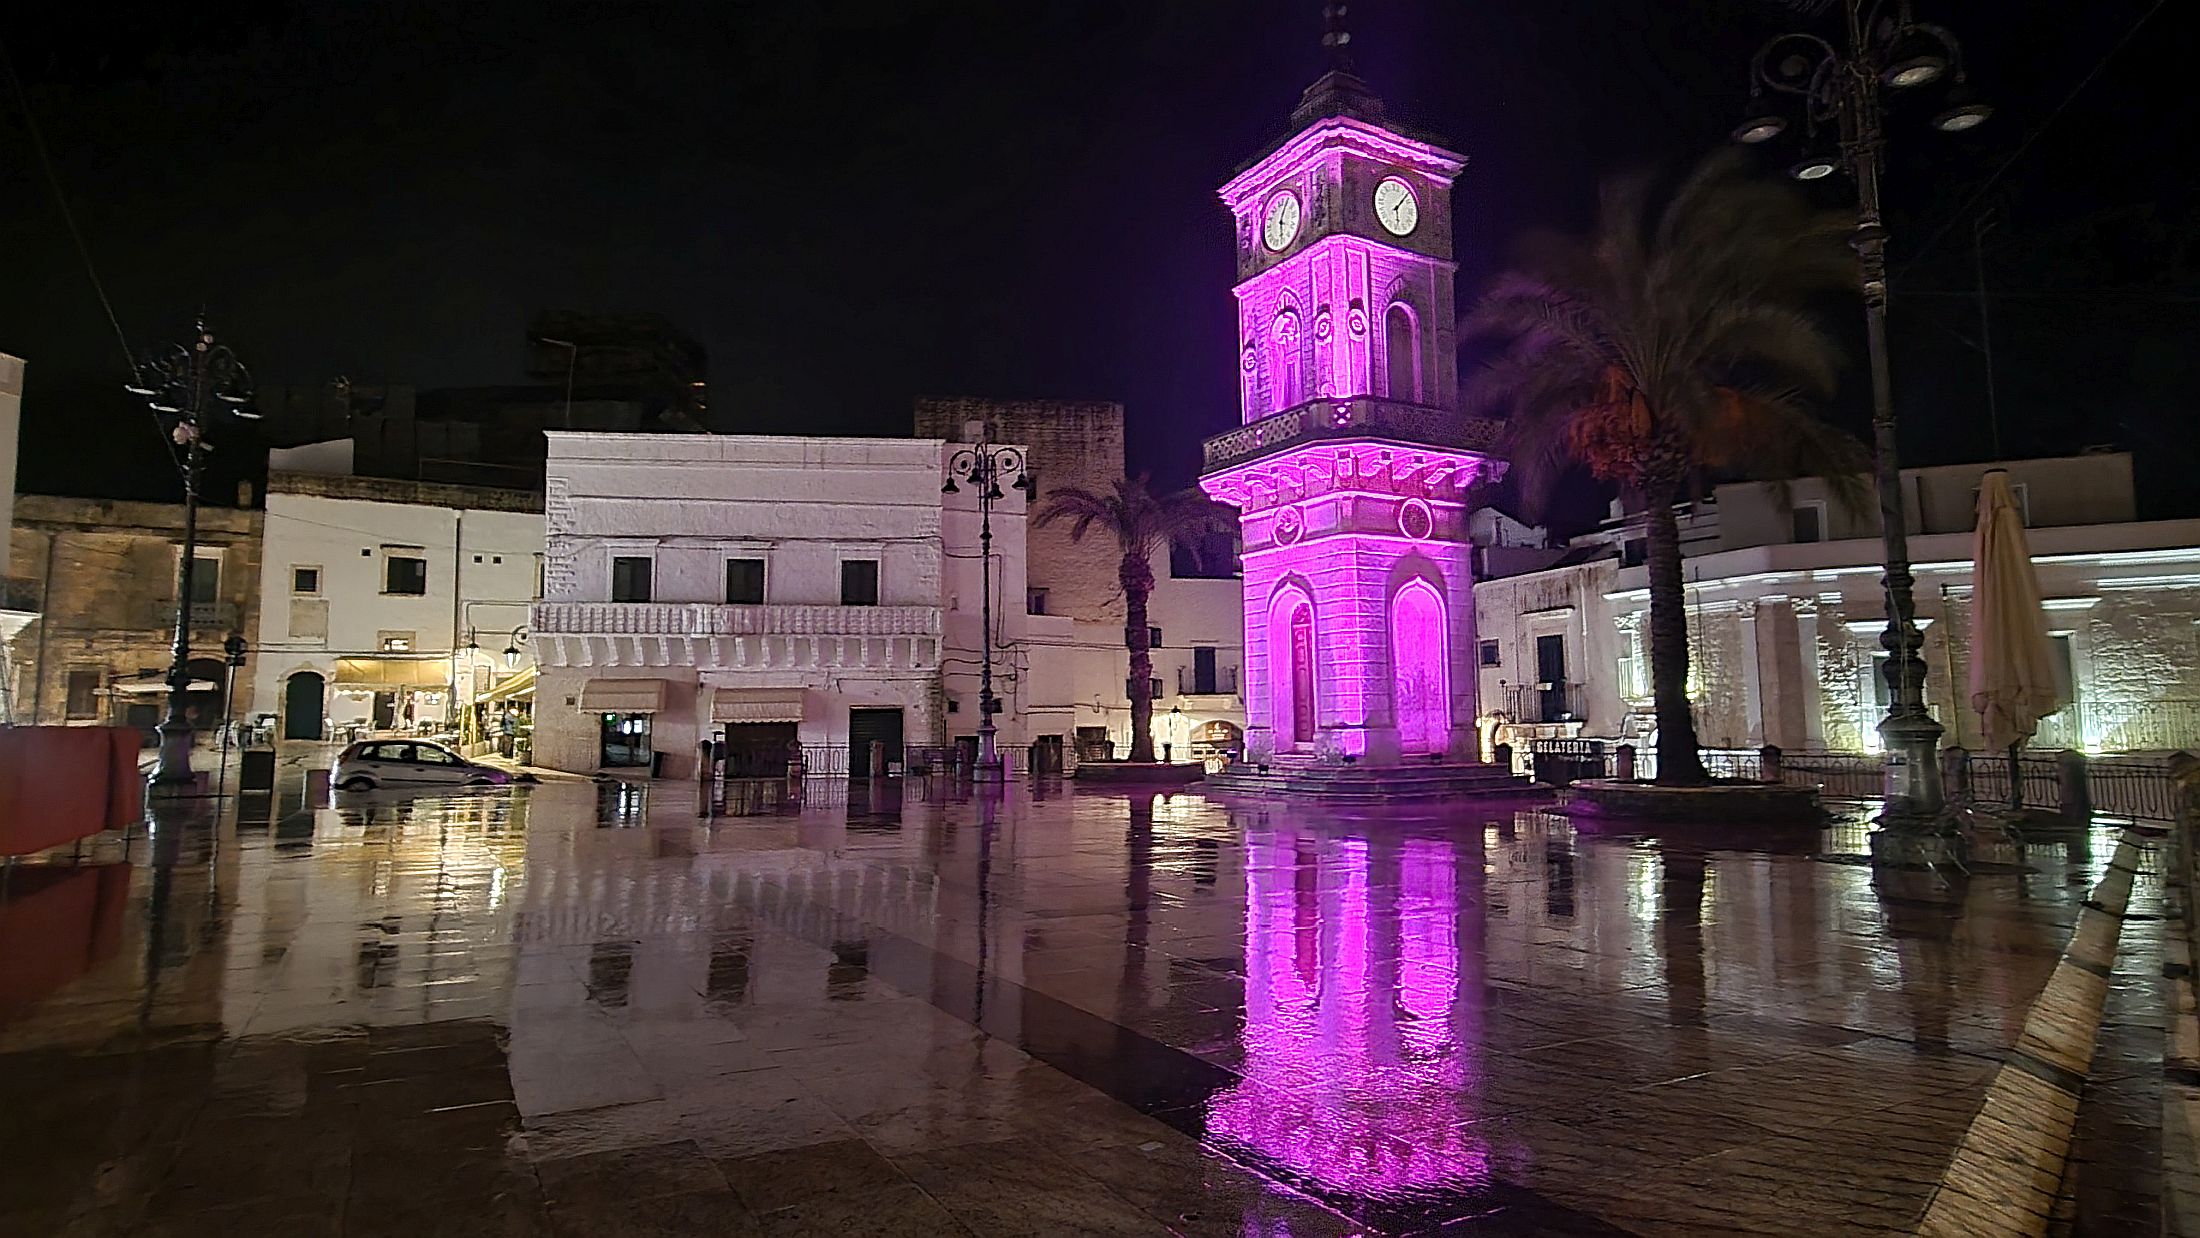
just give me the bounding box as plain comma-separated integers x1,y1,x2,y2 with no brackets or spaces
529,601,943,672
1176,664,1240,701
1200,397,1506,473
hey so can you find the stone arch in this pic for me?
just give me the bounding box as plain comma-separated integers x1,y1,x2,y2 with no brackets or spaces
1383,300,1421,403
1266,578,1319,748
1389,577,1449,754
1272,309,1305,411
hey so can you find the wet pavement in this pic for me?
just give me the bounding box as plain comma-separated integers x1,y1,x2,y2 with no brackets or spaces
0,779,2161,1235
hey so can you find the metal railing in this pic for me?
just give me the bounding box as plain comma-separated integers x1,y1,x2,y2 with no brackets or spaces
1524,737,2186,823
715,741,1074,781
1505,682,1585,725
1176,665,1239,695
142,599,239,631
1201,397,1504,470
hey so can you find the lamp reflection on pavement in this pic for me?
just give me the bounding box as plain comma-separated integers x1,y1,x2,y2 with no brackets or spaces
0,780,2153,1236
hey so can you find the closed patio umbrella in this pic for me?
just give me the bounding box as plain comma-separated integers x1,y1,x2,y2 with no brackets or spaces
1968,469,2067,809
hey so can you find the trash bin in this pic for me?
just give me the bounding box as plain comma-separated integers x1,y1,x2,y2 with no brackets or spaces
240,748,276,793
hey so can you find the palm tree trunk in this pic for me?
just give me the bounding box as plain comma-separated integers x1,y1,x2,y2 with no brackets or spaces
1124,559,1156,763
1643,492,1708,784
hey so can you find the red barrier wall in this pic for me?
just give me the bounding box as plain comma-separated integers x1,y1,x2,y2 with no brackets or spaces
0,727,144,856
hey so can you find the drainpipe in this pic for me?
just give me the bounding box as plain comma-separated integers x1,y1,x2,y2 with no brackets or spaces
451,507,464,731
29,530,57,721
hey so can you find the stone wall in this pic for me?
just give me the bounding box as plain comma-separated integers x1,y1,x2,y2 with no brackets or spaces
8,495,263,727
914,398,1125,625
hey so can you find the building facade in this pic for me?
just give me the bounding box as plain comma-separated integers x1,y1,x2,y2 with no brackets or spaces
1199,68,1500,765
919,396,1249,762
7,495,262,737
1475,452,2200,756
248,468,543,747
532,432,1058,780
0,353,33,722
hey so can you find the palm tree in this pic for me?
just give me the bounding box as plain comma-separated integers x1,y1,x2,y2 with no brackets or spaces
1460,152,1865,784
1034,475,1226,764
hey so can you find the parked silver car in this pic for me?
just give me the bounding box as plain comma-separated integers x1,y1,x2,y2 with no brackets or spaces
332,739,511,792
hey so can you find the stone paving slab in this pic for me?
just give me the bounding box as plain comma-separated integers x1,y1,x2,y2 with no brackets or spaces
0,783,2164,1235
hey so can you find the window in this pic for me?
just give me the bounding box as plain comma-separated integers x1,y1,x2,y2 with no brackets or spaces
1385,303,1418,401
414,745,457,765
1148,625,1164,649
1026,588,1048,615
1479,640,1502,667
725,558,766,605
384,551,428,596
378,631,415,652
1792,503,1826,544
1126,677,1165,700
1273,313,1304,409
840,559,880,606
291,566,321,595
534,554,545,599
64,669,101,720
184,548,222,605
611,556,653,603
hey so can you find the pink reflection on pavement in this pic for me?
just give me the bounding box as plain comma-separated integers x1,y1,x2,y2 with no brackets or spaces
1207,832,1490,1199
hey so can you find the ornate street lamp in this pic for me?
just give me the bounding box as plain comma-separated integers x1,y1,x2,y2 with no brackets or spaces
1733,1,1990,849
942,442,1033,780
126,318,256,790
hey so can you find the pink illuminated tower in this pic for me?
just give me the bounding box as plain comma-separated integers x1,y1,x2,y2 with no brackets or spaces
1200,37,1503,771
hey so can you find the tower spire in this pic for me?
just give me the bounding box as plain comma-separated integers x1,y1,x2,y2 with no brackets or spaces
1321,3,1355,74
1291,2,1383,127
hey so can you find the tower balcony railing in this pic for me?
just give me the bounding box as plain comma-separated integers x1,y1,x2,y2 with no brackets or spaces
1201,397,1504,472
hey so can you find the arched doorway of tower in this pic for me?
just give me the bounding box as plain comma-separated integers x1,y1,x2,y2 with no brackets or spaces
1267,587,1318,750
284,671,327,741
1391,578,1449,754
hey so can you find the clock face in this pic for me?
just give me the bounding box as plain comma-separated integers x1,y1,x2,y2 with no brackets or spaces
1373,176,1419,236
1262,192,1302,252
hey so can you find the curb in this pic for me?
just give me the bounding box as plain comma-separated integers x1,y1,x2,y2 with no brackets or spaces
1917,828,2149,1237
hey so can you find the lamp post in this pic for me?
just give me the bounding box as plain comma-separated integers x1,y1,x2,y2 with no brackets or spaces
942,442,1032,781
1733,0,1990,840
126,318,256,790
215,633,248,797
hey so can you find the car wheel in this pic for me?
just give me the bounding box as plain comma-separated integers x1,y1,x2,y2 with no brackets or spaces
336,776,375,791
464,776,496,786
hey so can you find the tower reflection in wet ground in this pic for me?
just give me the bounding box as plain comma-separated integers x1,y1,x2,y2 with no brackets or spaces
0,780,2153,1236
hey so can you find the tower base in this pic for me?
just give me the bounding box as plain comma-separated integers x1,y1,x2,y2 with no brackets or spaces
1203,759,1537,803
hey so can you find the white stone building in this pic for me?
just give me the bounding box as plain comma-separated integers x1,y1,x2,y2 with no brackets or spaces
1475,451,2200,756
249,464,543,745
531,432,1065,780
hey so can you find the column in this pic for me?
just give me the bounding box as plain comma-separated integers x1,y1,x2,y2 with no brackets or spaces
1737,601,1765,746
1795,599,1826,750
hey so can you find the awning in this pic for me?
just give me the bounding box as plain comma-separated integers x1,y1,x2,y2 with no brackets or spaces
579,679,671,714
334,657,451,689
109,679,218,695
711,689,807,724
479,664,538,704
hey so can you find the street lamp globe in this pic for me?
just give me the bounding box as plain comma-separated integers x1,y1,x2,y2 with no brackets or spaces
1789,154,1840,181
1884,56,1944,88
1732,111,1787,144
1933,95,1992,132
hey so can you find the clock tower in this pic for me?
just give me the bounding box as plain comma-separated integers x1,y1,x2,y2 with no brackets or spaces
1200,18,1504,770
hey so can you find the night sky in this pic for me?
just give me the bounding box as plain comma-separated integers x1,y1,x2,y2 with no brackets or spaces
1,1,2189,529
